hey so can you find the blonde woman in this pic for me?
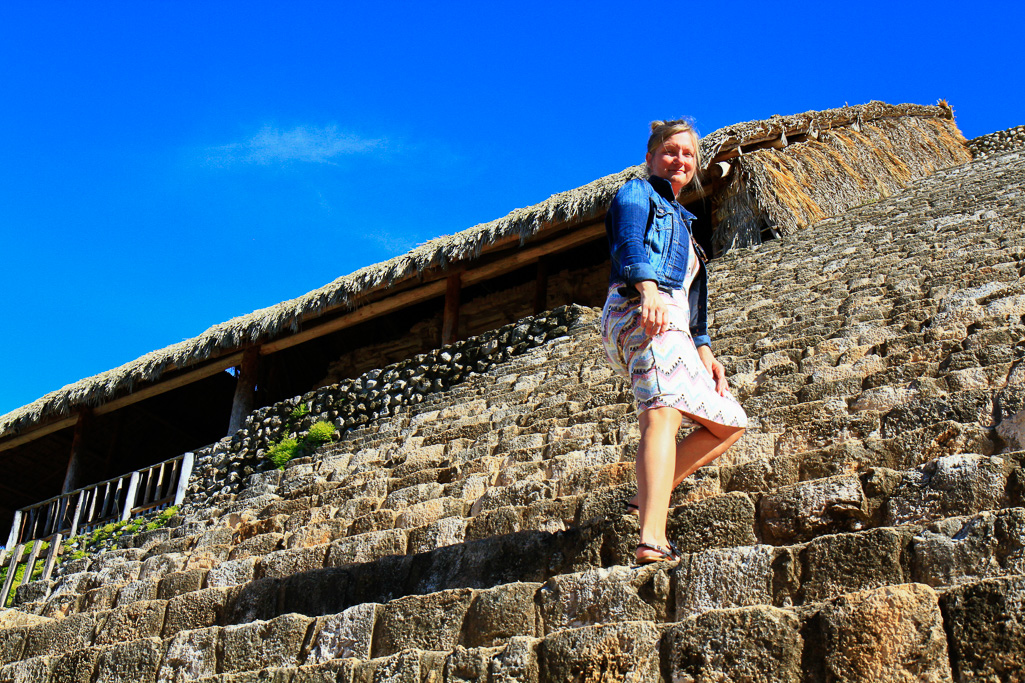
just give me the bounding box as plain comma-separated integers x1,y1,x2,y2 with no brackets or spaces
601,119,747,564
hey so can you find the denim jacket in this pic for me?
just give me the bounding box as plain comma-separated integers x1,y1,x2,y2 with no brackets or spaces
605,175,711,348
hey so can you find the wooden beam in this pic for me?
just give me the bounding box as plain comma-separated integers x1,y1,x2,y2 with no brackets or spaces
441,273,462,346
62,411,90,494
228,347,261,435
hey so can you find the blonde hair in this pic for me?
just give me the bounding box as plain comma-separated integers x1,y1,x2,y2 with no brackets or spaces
646,118,702,195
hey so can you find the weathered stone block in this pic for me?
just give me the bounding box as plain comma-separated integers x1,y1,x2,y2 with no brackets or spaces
291,658,360,683
758,475,866,544
286,519,351,549
911,507,1025,587
884,453,1010,526
538,565,668,635
258,546,329,579
407,517,468,554
225,577,281,624
94,599,167,645
444,645,503,683
163,586,232,637
24,610,98,658
0,654,54,683
158,625,221,683
348,510,398,537
206,557,258,588
463,581,541,647
394,497,467,530
804,583,951,682
221,613,312,673
798,527,912,603
354,649,445,683
490,636,540,683
50,646,105,683
327,529,407,566
306,603,382,663
663,606,803,682
667,492,758,555
540,620,660,682
94,636,166,683
941,575,1025,682
41,592,82,618
157,568,209,600
675,544,798,618
0,627,28,666
81,583,121,612
229,532,284,560
372,587,474,657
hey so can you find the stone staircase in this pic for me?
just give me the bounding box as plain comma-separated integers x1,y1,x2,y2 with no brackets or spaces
0,151,1023,681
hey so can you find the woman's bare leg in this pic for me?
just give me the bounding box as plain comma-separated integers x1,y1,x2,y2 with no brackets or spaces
671,414,745,485
635,406,683,561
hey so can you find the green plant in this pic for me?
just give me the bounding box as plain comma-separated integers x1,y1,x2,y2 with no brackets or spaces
290,403,310,420
267,437,300,469
305,420,337,448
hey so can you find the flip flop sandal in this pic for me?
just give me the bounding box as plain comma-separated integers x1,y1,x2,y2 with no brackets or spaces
635,542,676,565
624,501,639,516
667,540,682,560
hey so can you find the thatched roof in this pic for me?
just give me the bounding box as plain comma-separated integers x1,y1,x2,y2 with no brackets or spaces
0,101,963,442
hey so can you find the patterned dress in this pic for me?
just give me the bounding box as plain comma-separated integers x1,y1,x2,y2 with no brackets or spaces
601,236,748,428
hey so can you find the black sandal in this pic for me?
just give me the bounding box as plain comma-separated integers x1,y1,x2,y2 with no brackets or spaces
624,501,639,516
636,542,676,565
667,540,682,560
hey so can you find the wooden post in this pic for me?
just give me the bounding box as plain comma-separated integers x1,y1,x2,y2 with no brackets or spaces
228,347,261,435
62,410,91,494
41,533,62,582
0,544,24,607
534,258,549,315
22,540,42,586
442,273,462,346
173,452,194,507
5,510,22,549
69,490,85,538
121,471,141,522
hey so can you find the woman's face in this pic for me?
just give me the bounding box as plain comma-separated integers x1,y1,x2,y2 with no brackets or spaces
646,131,697,194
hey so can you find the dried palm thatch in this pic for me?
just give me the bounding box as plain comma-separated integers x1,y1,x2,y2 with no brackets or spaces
0,101,967,441
711,114,970,253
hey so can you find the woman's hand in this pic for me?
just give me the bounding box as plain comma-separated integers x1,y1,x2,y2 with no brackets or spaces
635,281,669,336
697,345,729,395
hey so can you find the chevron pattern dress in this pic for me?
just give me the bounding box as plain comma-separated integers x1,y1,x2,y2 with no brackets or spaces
601,239,748,428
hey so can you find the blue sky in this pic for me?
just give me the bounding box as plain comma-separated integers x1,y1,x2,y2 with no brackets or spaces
2,1,1023,416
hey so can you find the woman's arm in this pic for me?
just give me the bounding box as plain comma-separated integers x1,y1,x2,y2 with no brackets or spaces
608,180,657,286
697,344,729,396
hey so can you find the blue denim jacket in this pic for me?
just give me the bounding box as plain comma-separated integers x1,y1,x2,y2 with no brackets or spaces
605,175,711,348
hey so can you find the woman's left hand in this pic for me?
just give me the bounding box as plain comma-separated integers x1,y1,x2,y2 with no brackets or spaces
697,345,729,396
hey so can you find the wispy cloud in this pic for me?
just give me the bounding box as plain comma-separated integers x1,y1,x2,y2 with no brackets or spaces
206,125,384,166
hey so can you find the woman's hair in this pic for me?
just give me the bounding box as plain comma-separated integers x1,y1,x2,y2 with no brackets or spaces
646,118,702,195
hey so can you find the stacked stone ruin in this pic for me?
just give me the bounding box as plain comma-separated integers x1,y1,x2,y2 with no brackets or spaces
0,141,1024,681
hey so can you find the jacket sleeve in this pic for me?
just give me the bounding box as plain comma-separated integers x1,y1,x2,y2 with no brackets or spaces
607,180,657,285
689,258,712,349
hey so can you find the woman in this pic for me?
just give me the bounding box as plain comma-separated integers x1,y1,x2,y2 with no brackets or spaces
601,119,747,564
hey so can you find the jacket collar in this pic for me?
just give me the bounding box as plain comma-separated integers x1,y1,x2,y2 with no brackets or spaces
647,175,697,220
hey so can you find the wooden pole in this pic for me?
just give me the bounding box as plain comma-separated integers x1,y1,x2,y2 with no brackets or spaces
5,510,22,549
41,534,62,582
0,544,24,607
62,410,91,494
174,452,194,508
228,347,260,435
121,471,141,521
22,540,42,586
441,273,462,346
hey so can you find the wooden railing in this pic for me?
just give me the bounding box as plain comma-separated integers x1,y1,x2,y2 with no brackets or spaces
0,452,194,606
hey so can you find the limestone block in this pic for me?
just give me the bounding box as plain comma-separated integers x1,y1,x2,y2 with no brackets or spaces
464,581,541,647
806,584,951,682
0,627,28,666
538,565,667,635
140,553,188,581
221,613,312,673
94,599,167,645
187,545,231,570
81,583,121,612
348,509,400,537
114,578,159,607
471,481,554,516
196,526,235,549
798,527,912,603
0,654,54,683
226,577,282,624
229,532,284,560
353,649,445,683
158,626,221,683
445,645,503,683
42,592,83,618
157,568,209,600
327,529,408,566
555,462,636,500
24,610,98,658
206,557,258,589
49,646,105,683
663,606,803,682
0,609,48,630
372,587,474,657
285,519,350,549
306,603,382,663
911,508,1025,587
520,497,581,535
394,497,467,530
758,475,866,544
540,620,660,683
234,514,288,542
490,636,541,683
50,570,99,598
465,507,523,541
676,544,797,618
884,453,1009,526
163,587,232,637
941,575,1025,681
407,517,468,554
851,385,913,413
382,482,445,511
258,545,329,579
94,636,166,683
667,492,757,555
999,405,1025,452
291,659,361,682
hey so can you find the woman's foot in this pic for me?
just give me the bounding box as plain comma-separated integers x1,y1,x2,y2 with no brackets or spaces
635,542,677,564
624,500,639,516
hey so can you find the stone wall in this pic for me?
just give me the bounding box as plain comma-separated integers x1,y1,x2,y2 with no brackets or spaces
185,304,593,512
968,124,1025,157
